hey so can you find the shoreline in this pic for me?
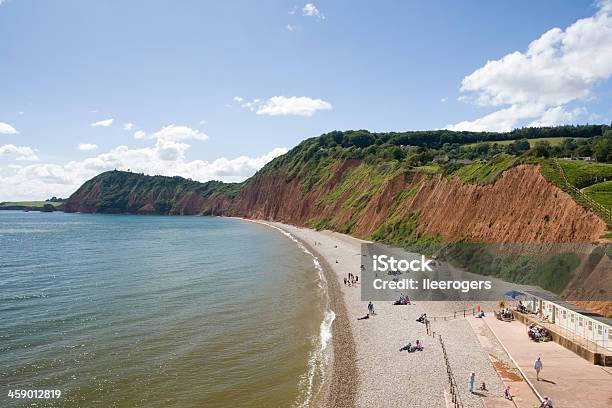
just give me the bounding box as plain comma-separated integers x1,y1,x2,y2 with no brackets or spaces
249,220,510,408
294,233,358,408
245,219,358,408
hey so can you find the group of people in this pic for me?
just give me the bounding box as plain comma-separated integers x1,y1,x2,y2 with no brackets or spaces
528,324,551,342
516,301,528,313
468,372,484,393
469,373,513,402
399,339,424,353
344,272,358,287
498,307,514,320
393,294,411,305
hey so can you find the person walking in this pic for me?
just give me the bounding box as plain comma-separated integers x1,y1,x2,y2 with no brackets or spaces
504,385,511,400
534,357,543,381
367,301,374,316
468,372,476,393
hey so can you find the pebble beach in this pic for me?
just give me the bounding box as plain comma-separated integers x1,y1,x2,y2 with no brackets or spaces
264,222,508,408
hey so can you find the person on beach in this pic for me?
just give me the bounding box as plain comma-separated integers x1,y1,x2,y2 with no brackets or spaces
468,372,475,393
344,277,348,286
399,342,412,352
368,301,374,316
534,357,543,381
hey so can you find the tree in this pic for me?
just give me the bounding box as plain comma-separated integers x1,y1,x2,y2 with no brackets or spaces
506,139,530,155
576,144,593,157
530,140,551,158
593,135,612,162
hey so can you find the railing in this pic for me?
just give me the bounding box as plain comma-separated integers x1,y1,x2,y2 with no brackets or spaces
429,307,495,322
430,308,476,321
427,325,464,408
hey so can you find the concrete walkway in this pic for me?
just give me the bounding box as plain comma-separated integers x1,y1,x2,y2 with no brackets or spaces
484,315,612,408
469,317,540,408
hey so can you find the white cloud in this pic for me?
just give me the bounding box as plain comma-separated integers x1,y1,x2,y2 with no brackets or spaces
232,96,244,103
199,119,207,125
448,0,612,131
527,106,587,127
440,97,448,103
286,24,296,31
0,122,19,134
0,127,287,200
123,122,135,131
17,111,24,115
256,96,332,117
78,143,99,151
134,130,147,139
303,3,324,20
0,144,38,161
137,124,209,142
90,118,114,127
448,104,546,132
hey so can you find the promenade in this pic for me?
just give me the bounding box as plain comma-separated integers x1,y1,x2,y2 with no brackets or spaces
484,315,612,408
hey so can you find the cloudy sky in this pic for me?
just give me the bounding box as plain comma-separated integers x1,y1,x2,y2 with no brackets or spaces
1,0,611,200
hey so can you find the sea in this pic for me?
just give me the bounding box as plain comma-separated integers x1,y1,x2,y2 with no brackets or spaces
0,211,333,408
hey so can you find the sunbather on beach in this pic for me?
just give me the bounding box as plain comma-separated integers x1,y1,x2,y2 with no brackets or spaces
399,342,413,352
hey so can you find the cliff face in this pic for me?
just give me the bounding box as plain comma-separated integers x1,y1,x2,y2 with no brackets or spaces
231,164,605,243
66,162,607,244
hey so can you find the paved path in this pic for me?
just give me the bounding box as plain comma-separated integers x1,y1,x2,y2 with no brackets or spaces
469,318,540,408
484,315,612,408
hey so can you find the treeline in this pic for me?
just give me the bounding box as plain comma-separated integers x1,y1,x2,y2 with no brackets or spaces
314,125,607,149
265,125,611,172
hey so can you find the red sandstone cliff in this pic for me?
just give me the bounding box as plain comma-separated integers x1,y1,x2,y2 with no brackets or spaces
234,164,607,244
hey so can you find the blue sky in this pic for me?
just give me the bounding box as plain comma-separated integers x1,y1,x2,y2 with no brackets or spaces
0,0,611,200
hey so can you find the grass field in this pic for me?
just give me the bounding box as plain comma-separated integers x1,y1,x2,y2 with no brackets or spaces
465,137,586,148
0,201,63,208
583,181,612,211
412,164,440,173
557,160,612,188
449,153,517,184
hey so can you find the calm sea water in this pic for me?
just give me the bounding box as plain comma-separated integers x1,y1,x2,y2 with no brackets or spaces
0,212,331,408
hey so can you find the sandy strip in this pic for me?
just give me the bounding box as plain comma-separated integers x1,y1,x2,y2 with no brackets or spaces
254,220,504,408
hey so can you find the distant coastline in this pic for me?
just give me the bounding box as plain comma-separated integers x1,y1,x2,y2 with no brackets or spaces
0,200,65,212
